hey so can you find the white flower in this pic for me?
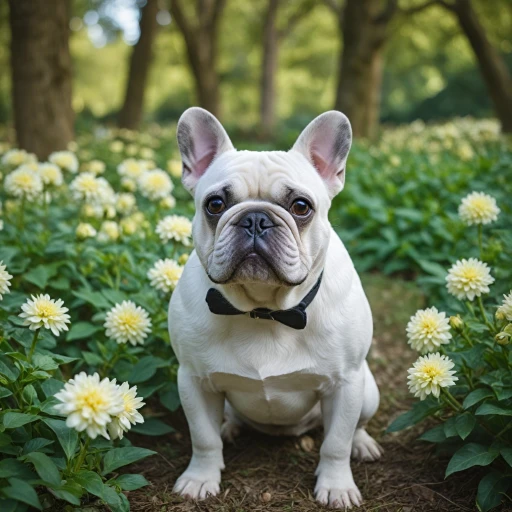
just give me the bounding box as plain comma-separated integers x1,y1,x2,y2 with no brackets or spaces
408,352,458,400
70,173,113,204
116,193,136,215
84,159,106,175
458,192,500,225
167,159,182,178
107,382,145,440
1,149,37,167
38,163,63,187
104,300,152,346
19,294,71,336
54,372,124,440
117,158,145,179
4,166,43,201
97,220,120,242
121,177,137,192
110,140,124,153
446,258,494,301
406,307,452,353
76,222,97,240
156,215,192,245
0,261,13,300
497,291,512,321
138,169,173,201
120,217,138,236
159,195,176,210
0,220,3,231
147,259,183,293
49,150,78,173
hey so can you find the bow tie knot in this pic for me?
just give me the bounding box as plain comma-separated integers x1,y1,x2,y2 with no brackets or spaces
205,273,323,330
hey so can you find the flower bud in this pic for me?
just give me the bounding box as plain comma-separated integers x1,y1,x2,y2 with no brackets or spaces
495,332,510,345
449,315,464,331
178,253,189,265
503,324,512,335
495,309,506,322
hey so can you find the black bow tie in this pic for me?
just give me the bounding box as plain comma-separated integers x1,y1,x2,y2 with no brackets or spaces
205,273,323,330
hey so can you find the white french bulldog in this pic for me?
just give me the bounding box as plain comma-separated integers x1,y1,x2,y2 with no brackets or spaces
168,107,382,509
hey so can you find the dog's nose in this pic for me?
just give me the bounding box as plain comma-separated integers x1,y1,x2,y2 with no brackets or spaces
238,211,275,236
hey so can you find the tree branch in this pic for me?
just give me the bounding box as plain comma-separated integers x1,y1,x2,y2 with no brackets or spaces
278,0,316,40
374,0,398,24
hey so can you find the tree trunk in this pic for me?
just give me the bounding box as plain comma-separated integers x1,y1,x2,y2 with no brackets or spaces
452,0,512,132
169,0,225,118
118,0,159,130
8,0,74,160
334,0,389,139
260,0,280,137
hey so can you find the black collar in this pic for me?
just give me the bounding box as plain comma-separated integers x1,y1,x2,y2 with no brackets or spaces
205,273,323,330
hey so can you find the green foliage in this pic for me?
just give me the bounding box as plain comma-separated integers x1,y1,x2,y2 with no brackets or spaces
387,202,512,510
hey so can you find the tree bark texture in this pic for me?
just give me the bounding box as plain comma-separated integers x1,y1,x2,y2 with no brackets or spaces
170,0,226,118
260,0,280,137
8,0,74,160
335,0,392,139
118,0,159,130
451,0,512,132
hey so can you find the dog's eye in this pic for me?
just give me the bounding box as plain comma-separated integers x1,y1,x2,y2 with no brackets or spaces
206,197,226,215
290,199,311,217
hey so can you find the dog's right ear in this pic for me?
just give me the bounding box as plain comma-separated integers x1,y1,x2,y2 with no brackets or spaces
176,107,235,194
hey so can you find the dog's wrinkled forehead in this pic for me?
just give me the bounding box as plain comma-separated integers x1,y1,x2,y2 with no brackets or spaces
195,150,326,204
176,107,352,199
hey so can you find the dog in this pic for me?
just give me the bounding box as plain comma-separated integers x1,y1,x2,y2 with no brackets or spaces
168,107,382,509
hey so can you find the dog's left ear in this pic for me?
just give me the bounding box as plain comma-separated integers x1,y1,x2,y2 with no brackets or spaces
176,107,235,194
292,111,352,197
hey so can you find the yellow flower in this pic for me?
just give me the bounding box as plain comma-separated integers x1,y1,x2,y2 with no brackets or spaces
19,294,71,336
167,159,182,178
54,372,124,440
97,221,120,242
38,163,63,187
4,166,43,201
1,149,37,167
407,353,458,400
147,258,184,293
159,195,176,210
116,193,137,216
49,150,78,173
446,258,494,301
84,159,106,175
117,158,145,179
406,307,452,353
104,300,152,346
138,169,174,201
156,215,192,245
458,191,500,226
76,222,97,240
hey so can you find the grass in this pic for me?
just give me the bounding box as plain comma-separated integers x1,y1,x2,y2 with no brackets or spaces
122,274,489,511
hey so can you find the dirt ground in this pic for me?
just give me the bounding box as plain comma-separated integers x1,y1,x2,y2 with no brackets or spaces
127,275,486,512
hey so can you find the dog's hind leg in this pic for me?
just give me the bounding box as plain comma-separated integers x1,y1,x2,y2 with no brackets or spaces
221,401,243,443
351,361,383,462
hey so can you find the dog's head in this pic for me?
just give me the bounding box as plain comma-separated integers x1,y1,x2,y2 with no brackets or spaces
177,108,351,288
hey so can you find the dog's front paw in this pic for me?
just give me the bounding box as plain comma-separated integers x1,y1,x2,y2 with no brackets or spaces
315,462,362,509
315,485,362,509
173,472,220,500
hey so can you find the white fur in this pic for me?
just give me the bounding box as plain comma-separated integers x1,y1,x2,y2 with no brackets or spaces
169,109,382,508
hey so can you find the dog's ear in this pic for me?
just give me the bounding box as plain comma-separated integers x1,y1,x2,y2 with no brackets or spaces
292,111,352,197
176,107,235,193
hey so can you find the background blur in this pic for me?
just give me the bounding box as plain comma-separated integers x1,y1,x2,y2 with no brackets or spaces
1,0,511,158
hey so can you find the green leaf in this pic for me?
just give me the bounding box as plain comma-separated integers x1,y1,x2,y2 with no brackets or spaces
102,447,156,475
386,399,440,433
463,388,494,409
131,418,174,436
417,259,447,279
40,378,64,398
49,484,82,505
66,322,101,342
0,459,33,479
32,354,59,371
43,418,78,461
475,403,512,416
500,448,512,467
113,473,149,491
82,351,104,366
443,416,458,438
23,264,58,289
101,485,122,509
128,356,166,384
2,478,42,510
445,443,500,477
418,424,446,443
74,470,106,498
0,386,13,398
477,471,511,512
455,413,476,440
72,289,111,310
22,438,54,455
2,413,39,429
160,384,180,412
23,452,61,487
